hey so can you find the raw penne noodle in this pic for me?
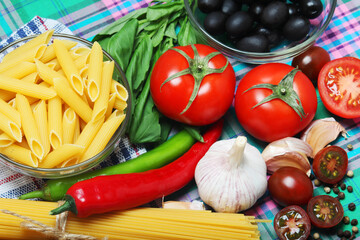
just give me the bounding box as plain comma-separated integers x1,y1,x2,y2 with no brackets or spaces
16,138,30,149
114,98,128,111
0,131,14,147
57,157,79,168
16,94,44,160
0,111,22,142
72,114,81,143
105,93,117,119
33,100,50,157
92,61,113,122
34,59,67,85
21,72,40,83
70,46,91,60
53,39,84,95
111,79,129,101
39,144,85,168
80,110,125,162
45,61,58,71
74,52,90,71
52,77,92,123
2,62,36,79
79,64,89,81
0,98,21,127
1,30,53,63
48,96,62,150
0,44,47,73
39,39,78,63
0,144,38,167
74,116,104,150
62,108,77,144
87,42,103,102
0,74,56,99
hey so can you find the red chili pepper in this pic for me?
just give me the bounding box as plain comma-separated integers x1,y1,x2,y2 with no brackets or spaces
50,120,223,218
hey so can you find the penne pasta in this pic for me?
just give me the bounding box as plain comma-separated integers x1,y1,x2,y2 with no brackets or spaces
87,41,103,102
0,98,21,127
72,114,81,143
70,46,91,60
92,61,113,122
48,96,63,150
0,74,56,99
0,144,38,167
52,77,92,123
62,107,77,144
0,44,47,73
1,30,53,63
0,89,15,102
33,100,50,157
114,98,128,112
21,72,40,83
2,62,36,79
111,79,129,101
79,110,125,162
39,39,78,63
34,59,67,85
53,39,84,96
105,93,117,119
0,132,15,148
74,116,104,151
39,144,85,168
0,111,22,143
16,94,44,160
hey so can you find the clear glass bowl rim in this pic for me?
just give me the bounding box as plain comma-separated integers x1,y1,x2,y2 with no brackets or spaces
0,33,131,175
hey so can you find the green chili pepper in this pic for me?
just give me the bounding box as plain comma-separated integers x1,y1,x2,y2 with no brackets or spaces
19,130,196,201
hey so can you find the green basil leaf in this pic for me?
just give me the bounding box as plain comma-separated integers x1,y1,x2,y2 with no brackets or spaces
177,16,198,46
106,19,138,71
151,19,168,47
164,21,177,39
147,1,183,22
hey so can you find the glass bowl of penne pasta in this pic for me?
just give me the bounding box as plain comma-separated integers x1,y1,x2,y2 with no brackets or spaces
0,30,131,178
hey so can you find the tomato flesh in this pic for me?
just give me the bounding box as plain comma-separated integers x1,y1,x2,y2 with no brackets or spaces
313,146,348,184
318,57,360,118
307,195,344,228
274,205,311,240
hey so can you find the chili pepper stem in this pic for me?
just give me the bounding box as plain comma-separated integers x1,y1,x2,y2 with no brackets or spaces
49,196,77,215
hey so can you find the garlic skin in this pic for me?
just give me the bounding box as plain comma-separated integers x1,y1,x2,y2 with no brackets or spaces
301,117,348,155
262,137,313,176
194,136,267,213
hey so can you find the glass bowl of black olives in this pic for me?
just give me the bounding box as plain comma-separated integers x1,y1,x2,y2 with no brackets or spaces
184,0,336,64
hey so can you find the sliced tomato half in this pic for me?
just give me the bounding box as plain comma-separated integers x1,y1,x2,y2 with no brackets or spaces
318,57,360,118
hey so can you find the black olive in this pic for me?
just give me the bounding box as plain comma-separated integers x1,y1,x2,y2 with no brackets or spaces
198,0,223,13
260,1,289,29
299,0,323,19
236,34,270,52
225,11,254,37
283,15,310,41
287,3,300,17
204,11,228,35
249,2,264,19
254,25,282,48
222,0,240,15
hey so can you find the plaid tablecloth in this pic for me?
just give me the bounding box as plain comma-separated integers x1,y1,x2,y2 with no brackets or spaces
1,0,360,239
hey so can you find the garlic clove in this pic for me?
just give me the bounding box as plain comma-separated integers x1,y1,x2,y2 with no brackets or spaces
262,137,312,176
301,117,348,156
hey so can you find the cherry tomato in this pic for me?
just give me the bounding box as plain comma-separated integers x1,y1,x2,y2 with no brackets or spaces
318,57,360,118
292,45,330,85
274,205,311,240
268,167,313,207
312,145,348,184
307,195,344,228
235,63,317,142
150,44,236,126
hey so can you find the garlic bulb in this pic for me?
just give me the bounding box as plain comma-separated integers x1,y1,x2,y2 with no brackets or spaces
301,117,348,155
262,137,313,176
194,136,267,213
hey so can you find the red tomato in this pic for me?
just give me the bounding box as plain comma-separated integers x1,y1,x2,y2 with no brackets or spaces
268,167,313,207
318,57,360,118
150,44,236,126
307,195,344,228
292,45,331,85
312,145,348,184
274,205,311,240
235,63,317,142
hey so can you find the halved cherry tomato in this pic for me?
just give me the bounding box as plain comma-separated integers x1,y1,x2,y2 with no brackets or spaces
318,57,360,118
268,167,313,207
312,145,348,184
307,195,344,228
274,205,311,240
